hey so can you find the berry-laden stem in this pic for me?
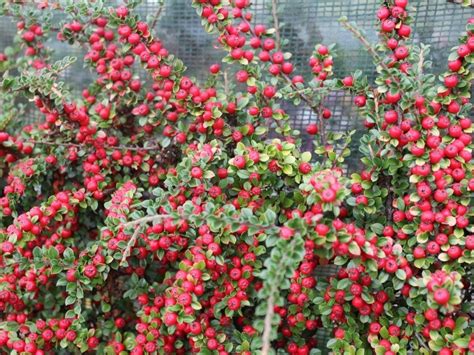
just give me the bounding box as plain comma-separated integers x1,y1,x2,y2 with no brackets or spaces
372,89,382,130
240,17,325,127
382,174,394,223
120,213,276,267
331,133,352,168
121,214,170,228
29,140,162,151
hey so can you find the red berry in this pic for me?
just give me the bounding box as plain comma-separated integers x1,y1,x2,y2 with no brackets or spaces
433,288,450,305
279,226,295,240
444,75,459,88
299,162,312,174
191,166,203,179
317,45,329,56
395,0,408,7
227,297,241,310
381,20,395,32
164,312,178,326
84,264,97,278
354,95,366,107
306,123,318,135
233,156,246,169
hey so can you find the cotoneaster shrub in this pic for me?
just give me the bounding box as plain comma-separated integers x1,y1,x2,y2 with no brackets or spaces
0,0,473,354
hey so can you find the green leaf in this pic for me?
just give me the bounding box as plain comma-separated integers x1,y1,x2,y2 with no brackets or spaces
395,269,406,281
301,152,312,162
282,165,293,175
349,241,361,256
370,223,384,234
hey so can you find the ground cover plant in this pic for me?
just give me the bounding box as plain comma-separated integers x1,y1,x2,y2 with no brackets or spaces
0,0,473,353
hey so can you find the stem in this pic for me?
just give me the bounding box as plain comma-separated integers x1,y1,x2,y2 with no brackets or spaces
50,85,63,99
270,0,281,51
120,227,141,267
367,143,375,159
415,333,429,350
120,214,168,266
239,15,332,143
120,213,271,267
29,140,162,151
339,18,389,72
29,140,82,148
122,214,168,228
331,135,352,168
281,74,319,111
372,89,382,130
223,70,230,96
384,175,394,223
317,102,327,147
416,46,426,90
150,1,164,30
280,74,328,146
261,293,274,355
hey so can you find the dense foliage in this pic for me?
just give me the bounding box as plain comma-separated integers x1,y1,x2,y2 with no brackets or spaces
0,0,473,354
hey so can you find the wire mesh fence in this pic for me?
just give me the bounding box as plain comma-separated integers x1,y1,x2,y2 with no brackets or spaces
1,0,471,134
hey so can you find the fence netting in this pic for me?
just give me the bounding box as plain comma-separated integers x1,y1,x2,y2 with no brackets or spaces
1,1,471,125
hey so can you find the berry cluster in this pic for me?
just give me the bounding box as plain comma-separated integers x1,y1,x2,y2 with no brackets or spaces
0,0,472,354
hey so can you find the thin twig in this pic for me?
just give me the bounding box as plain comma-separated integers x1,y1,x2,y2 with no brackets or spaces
29,140,82,148
270,0,281,51
281,73,329,147
120,214,168,266
339,18,389,72
384,175,394,223
120,226,142,266
317,102,327,147
223,70,230,96
115,145,161,151
239,15,332,143
367,143,376,159
122,214,168,228
150,1,164,30
372,88,382,130
281,73,328,145
415,333,429,350
416,46,426,89
331,135,352,168
281,73,319,111
29,140,162,151
50,85,63,99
